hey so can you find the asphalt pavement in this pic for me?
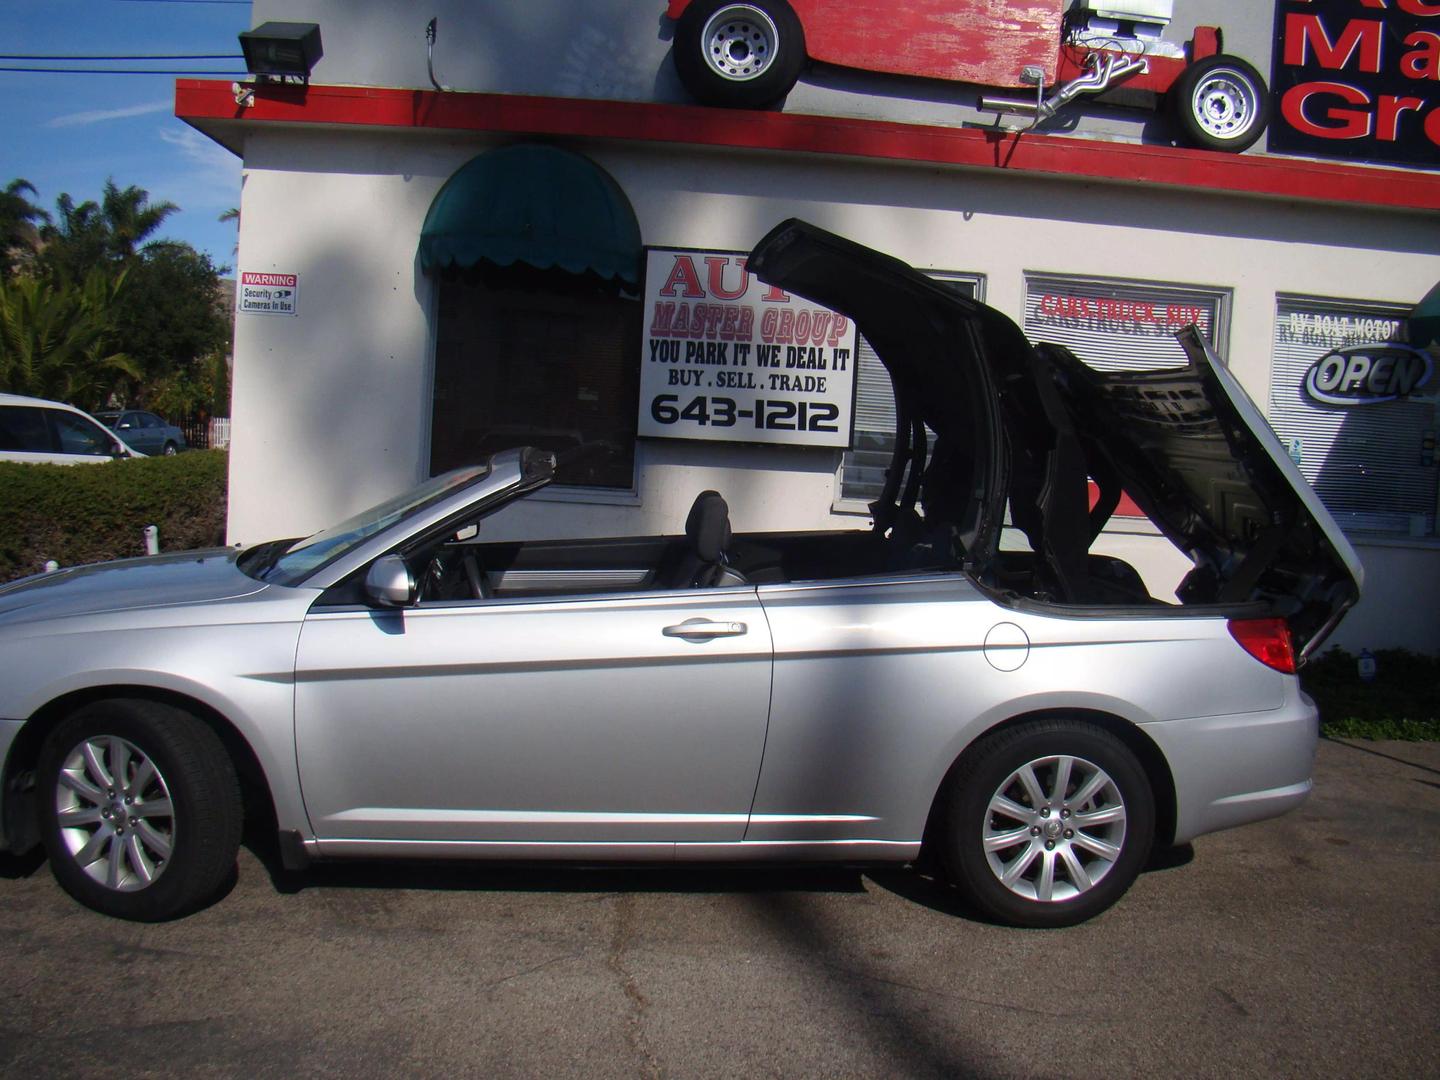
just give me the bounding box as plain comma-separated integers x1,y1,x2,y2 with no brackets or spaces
2,737,1436,1079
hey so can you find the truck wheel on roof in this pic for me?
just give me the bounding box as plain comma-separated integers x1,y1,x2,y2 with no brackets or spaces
673,0,807,109
1171,53,1271,153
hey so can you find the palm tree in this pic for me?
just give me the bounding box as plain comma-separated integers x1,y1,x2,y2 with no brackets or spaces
0,268,140,407
219,206,240,254
100,180,179,261
38,180,179,281
0,179,50,279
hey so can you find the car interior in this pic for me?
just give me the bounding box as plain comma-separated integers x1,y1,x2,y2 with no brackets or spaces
405,479,1160,609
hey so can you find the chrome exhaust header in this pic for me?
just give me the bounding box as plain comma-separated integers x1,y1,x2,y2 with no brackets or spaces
980,54,1148,123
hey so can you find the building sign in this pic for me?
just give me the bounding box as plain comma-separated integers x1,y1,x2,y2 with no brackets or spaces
1303,342,1434,404
1270,295,1438,537
638,248,858,447
1023,275,1226,373
1270,0,1440,169
239,271,299,316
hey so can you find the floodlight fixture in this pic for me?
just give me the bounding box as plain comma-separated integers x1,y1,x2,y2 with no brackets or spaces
239,22,323,83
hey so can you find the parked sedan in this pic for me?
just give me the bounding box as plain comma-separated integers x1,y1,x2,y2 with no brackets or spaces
94,409,187,456
0,221,1360,927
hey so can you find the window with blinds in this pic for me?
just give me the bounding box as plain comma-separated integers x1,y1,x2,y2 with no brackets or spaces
1022,274,1228,370
1268,296,1438,537
836,274,982,508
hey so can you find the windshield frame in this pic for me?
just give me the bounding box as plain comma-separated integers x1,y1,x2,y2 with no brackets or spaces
246,464,493,588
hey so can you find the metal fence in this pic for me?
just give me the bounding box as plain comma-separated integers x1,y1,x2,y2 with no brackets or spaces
179,416,231,450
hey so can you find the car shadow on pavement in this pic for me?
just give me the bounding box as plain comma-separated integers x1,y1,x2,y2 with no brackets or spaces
867,843,1194,924
0,846,45,879
272,859,872,898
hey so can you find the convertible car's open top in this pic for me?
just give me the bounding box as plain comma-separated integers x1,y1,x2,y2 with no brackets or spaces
746,219,1362,656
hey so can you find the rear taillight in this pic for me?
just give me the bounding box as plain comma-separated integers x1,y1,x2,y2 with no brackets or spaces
1228,617,1297,674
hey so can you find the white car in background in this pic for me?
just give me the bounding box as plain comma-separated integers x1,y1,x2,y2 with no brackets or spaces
0,394,142,465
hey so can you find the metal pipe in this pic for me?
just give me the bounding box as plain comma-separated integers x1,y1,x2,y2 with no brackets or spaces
980,54,1148,122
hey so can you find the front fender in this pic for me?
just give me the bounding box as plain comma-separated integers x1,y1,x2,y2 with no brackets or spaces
0,620,310,839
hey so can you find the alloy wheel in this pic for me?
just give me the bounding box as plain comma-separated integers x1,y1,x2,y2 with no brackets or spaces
982,753,1127,903
54,735,175,892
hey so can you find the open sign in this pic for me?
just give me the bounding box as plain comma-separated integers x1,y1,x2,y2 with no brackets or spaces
1303,343,1434,406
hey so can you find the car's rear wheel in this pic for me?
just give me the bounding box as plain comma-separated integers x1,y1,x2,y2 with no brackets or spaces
941,719,1154,927
38,699,242,921
673,0,806,109
162,441,179,456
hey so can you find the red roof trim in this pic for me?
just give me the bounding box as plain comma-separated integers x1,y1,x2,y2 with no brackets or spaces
175,80,1440,212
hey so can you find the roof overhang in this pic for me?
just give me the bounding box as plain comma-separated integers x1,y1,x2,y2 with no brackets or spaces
175,81,1440,213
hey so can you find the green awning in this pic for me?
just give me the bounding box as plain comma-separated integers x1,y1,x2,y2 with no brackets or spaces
1408,280,1440,348
419,144,642,285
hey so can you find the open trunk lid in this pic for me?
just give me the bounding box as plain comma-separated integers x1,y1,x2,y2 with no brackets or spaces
747,219,1362,658
1043,330,1362,657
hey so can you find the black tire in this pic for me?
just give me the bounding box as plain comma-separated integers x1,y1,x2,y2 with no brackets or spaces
37,699,242,921
1170,54,1270,153
162,441,179,456
673,0,806,109
940,719,1155,928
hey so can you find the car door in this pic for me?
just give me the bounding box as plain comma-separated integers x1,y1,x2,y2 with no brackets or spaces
747,572,996,846
293,583,773,847
126,412,159,453
48,409,125,462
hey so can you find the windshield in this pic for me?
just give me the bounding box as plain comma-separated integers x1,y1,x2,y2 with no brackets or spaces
249,464,491,587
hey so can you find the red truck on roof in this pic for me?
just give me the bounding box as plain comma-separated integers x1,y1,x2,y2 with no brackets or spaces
666,0,1271,152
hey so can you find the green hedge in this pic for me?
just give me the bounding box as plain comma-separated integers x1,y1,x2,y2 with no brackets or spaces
0,450,228,582
1303,647,1440,741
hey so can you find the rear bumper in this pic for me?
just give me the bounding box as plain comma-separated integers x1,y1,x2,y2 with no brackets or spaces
1140,683,1318,845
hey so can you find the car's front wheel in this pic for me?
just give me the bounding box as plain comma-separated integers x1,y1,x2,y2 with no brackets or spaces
162,441,179,456
37,699,242,921
941,719,1155,928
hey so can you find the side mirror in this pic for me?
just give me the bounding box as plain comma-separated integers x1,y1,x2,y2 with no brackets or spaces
109,441,128,458
365,554,416,608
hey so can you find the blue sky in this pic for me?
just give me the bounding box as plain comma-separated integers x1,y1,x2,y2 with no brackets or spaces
1,0,252,269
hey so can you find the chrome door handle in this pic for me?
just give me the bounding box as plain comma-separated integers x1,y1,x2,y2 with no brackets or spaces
663,619,748,639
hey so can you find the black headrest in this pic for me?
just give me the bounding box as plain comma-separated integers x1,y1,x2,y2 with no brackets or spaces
685,491,731,563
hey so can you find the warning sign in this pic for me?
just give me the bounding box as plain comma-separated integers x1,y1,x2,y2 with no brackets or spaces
239,271,299,316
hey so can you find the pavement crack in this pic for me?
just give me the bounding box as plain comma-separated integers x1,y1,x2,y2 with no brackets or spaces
607,894,662,1080
484,951,582,991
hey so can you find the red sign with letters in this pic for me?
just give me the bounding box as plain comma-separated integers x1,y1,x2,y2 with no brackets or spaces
1270,0,1440,169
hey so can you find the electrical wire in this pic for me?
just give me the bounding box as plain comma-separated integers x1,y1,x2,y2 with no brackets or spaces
0,66,248,74
0,53,243,60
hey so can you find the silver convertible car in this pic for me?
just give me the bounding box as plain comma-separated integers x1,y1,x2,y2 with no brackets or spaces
0,221,1360,927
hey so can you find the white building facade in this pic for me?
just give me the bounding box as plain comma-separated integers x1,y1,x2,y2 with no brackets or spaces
181,0,1440,652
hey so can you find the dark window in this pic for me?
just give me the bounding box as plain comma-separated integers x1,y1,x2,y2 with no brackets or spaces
50,410,113,456
430,265,640,488
0,406,52,452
